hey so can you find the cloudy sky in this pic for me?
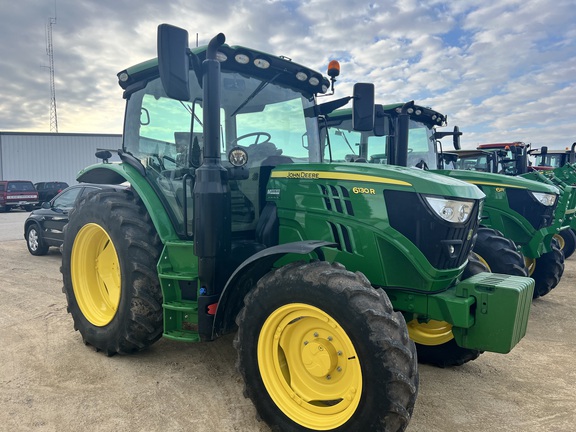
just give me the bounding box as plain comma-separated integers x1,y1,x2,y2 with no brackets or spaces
1,0,574,149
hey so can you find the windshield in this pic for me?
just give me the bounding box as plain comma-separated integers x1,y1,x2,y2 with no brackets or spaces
405,121,438,169
533,153,564,168
7,181,36,192
323,117,438,169
123,69,319,237
452,154,493,172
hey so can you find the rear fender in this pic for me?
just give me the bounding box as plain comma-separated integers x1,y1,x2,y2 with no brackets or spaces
76,163,178,241
212,240,336,339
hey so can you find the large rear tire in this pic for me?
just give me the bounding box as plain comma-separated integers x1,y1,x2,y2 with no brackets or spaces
531,242,564,299
410,252,486,368
234,260,418,432
61,189,163,355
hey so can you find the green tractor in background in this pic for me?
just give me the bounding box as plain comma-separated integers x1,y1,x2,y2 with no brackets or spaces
446,143,576,258
60,24,534,431
322,103,566,299
529,144,576,258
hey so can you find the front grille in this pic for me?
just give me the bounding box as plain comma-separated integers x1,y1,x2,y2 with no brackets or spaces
384,190,480,269
506,189,556,229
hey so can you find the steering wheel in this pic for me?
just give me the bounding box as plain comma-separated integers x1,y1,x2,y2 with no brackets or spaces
231,132,271,147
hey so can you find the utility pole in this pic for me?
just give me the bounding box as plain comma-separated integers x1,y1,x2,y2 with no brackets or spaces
46,16,58,133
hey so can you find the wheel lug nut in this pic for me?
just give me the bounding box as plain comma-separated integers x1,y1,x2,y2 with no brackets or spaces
326,375,331,380
327,336,333,341
314,332,319,337
337,351,342,356
337,366,342,372
304,341,309,345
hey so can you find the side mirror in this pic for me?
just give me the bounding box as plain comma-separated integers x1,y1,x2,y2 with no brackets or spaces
158,24,190,100
453,126,462,150
434,126,462,150
352,83,375,132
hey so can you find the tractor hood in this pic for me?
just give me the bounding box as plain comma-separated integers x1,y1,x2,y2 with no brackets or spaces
271,162,486,200
435,169,560,195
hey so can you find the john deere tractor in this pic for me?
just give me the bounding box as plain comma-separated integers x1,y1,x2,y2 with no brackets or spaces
322,103,566,299
61,25,534,432
447,143,576,259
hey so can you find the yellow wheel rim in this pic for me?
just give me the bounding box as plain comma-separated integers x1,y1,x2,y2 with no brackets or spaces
407,319,454,346
71,223,121,327
258,303,362,430
474,253,492,271
553,234,565,250
524,256,536,276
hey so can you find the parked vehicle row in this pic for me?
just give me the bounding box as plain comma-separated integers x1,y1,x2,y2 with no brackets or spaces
24,183,127,255
0,180,71,212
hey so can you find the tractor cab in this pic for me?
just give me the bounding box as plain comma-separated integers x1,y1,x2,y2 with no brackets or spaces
82,26,374,252
442,149,498,172
529,143,576,169
476,142,532,175
320,103,444,169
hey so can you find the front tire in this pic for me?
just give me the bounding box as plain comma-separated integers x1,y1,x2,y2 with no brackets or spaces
235,260,418,432
473,227,528,276
26,224,49,256
61,189,163,355
531,242,564,299
556,229,576,259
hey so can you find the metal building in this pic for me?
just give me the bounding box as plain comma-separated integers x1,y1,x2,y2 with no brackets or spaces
0,132,122,186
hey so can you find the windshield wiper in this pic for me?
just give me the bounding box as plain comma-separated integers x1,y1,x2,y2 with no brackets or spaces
231,72,282,117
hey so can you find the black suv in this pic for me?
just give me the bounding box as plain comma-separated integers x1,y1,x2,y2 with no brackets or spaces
34,181,70,205
24,183,127,255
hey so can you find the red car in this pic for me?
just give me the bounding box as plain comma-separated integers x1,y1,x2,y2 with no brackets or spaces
0,180,39,212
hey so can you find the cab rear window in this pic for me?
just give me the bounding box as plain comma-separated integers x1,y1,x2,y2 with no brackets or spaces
7,181,36,192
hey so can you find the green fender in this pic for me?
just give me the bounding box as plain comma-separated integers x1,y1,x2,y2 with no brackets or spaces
212,240,335,339
76,162,179,242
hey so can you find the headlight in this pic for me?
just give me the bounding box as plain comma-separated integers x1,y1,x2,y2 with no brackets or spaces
424,196,474,223
530,191,557,206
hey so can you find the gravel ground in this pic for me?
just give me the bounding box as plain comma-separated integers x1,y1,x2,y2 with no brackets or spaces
1,211,574,431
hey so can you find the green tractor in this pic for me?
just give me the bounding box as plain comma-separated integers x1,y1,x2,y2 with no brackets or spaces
529,144,576,258
61,25,534,431
446,143,576,258
322,103,566,298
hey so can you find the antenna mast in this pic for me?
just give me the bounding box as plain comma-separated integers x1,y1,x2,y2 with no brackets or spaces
46,16,58,132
